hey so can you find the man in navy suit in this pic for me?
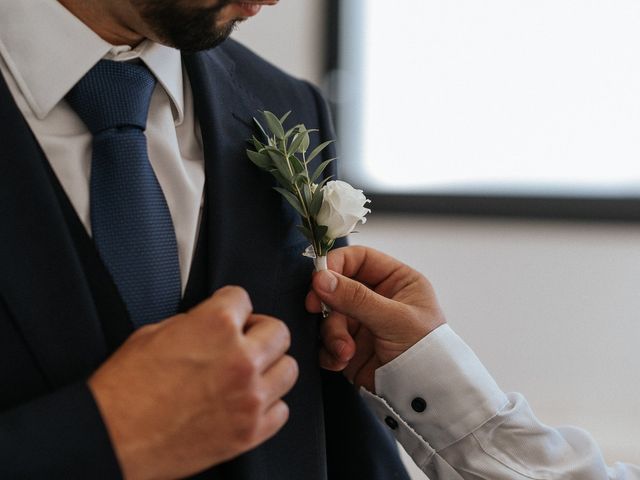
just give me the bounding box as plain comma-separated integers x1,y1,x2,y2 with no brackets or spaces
0,0,409,478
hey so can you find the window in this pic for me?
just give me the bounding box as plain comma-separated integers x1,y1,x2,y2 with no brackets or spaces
329,0,640,219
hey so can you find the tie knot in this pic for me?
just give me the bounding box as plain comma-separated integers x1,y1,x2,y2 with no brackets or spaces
66,60,157,134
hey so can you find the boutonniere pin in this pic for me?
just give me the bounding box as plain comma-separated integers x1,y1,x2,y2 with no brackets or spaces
247,111,371,312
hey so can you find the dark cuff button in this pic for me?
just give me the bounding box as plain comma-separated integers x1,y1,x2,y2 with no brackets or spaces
384,416,399,430
411,397,427,413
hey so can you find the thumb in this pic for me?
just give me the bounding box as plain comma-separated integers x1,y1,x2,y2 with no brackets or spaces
313,270,397,334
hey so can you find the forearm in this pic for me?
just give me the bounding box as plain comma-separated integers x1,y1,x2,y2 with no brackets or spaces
0,382,121,479
361,325,640,479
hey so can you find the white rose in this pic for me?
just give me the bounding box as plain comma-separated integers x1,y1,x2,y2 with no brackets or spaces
316,180,371,239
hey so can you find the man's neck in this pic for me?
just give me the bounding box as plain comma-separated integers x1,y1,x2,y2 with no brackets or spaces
58,0,144,47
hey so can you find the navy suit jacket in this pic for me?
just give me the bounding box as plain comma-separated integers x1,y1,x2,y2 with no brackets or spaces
0,40,409,479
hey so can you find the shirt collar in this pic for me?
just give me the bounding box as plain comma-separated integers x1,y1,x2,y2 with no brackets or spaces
0,0,184,125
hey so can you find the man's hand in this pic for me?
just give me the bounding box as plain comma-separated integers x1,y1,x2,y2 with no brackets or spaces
306,246,445,392
88,286,297,480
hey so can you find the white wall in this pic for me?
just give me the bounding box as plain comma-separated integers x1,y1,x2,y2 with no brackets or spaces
232,0,326,86
232,1,640,474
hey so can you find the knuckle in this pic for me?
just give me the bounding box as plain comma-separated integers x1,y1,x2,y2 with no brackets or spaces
133,318,165,337
274,319,291,348
128,325,151,340
220,285,253,309
234,415,260,445
230,357,256,382
230,349,260,381
404,267,433,293
216,309,238,330
415,271,433,290
284,356,299,383
275,401,290,425
242,389,265,415
351,281,370,308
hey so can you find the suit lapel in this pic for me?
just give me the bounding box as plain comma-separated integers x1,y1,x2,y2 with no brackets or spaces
184,49,284,313
184,48,327,480
0,75,107,387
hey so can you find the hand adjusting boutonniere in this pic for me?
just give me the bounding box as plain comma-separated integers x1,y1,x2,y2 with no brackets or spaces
246,111,371,316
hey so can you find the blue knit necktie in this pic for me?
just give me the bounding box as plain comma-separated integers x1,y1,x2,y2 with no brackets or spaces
66,60,181,327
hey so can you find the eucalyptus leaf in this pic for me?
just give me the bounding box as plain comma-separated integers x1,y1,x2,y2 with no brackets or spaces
324,239,335,253
271,155,293,181
310,158,335,182
253,117,269,140
289,154,305,174
296,225,314,241
284,126,298,139
269,169,289,188
313,224,329,241
274,187,306,217
251,135,265,151
289,133,306,155
262,145,285,157
302,183,313,207
316,175,334,190
293,173,307,187
299,130,310,153
307,140,335,163
310,188,324,217
279,111,292,125
266,136,278,148
246,149,272,169
263,147,292,180
262,111,285,139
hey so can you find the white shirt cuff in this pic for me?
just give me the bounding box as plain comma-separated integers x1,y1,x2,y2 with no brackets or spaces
361,324,508,452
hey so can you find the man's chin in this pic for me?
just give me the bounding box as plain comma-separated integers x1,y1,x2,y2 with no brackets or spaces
133,0,241,53
160,21,238,52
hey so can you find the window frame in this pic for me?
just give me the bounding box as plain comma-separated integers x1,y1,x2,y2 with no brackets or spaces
324,0,640,221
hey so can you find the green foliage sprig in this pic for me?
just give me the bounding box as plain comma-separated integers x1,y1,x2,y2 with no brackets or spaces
247,111,336,257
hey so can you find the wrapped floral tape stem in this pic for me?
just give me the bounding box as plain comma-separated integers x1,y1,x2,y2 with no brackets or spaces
313,256,331,318
314,256,328,272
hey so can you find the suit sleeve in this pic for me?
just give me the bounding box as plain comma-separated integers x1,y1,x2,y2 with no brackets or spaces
0,382,122,479
361,325,640,479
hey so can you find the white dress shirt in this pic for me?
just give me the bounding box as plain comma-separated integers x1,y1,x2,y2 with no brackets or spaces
363,325,640,479
0,0,205,291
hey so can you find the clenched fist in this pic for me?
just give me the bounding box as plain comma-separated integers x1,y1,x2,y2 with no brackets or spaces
89,286,297,480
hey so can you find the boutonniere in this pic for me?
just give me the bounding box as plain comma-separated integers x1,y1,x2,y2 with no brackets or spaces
246,110,371,272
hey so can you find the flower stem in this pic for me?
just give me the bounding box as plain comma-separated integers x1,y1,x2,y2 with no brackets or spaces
284,142,321,257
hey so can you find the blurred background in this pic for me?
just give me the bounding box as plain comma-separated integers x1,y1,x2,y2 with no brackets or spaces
234,1,640,476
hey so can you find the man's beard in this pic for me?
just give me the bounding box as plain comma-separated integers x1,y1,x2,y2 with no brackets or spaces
131,0,240,53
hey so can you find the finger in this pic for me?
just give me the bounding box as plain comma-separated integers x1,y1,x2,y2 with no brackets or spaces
305,289,322,313
319,347,349,372
260,354,299,406
312,270,406,334
252,400,290,448
325,246,408,289
343,327,375,384
319,312,355,363
188,285,253,330
347,316,361,337
245,315,291,372
352,353,381,393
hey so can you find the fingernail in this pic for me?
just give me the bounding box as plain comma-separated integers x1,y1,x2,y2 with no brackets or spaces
332,339,346,358
316,270,337,293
